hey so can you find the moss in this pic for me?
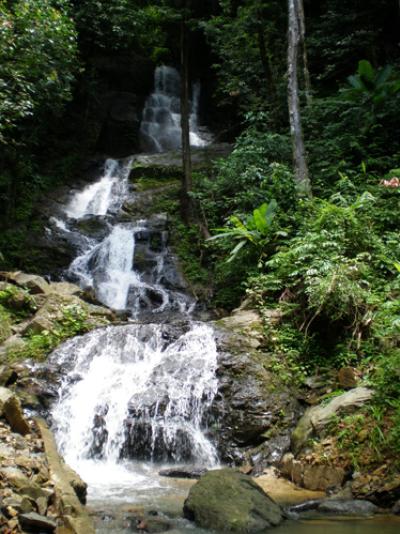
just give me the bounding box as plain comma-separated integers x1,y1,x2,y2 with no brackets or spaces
0,305,12,343
5,303,109,363
129,164,183,182
133,176,179,192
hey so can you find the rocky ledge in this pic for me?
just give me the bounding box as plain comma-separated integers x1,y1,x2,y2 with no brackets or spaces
0,271,115,364
0,387,93,533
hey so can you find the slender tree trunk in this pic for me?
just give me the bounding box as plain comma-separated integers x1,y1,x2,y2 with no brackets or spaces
297,0,312,104
180,14,193,223
287,0,312,197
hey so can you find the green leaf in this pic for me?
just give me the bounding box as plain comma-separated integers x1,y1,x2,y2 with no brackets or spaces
358,60,375,82
227,240,247,262
375,65,392,87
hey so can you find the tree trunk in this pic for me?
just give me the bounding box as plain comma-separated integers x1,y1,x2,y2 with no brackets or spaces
287,0,312,197
180,15,193,223
297,0,312,104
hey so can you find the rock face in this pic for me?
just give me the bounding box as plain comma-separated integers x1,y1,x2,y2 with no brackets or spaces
129,144,233,181
291,387,374,454
184,469,283,532
210,312,301,468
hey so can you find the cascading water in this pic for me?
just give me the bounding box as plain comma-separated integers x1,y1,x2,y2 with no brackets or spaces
45,149,220,527
140,65,210,152
51,323,218,471
65,158,130,218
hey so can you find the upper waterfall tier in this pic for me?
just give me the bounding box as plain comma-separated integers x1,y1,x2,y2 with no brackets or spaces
140,65,210,153
47,158,196,319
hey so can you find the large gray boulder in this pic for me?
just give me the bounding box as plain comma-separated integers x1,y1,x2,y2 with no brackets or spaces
183,469,283,532
210,321,301,467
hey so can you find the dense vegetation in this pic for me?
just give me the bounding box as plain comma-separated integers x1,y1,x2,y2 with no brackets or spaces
0,0,399,472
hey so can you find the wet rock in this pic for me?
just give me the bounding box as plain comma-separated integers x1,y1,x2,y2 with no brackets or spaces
73,216,110,240
0,387,30,435
291,387,374,453
318,499,378,516
287,499,323,513
184,469,283,532
137,517,171,532
392,499,400,514
19,512,57,531
210,326,301,465
63,463,88,505
158,466,208,479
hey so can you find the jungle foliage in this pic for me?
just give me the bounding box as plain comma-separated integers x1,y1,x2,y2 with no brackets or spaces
0,0,399,458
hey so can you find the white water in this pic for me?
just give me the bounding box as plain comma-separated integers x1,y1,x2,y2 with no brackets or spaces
140,65,209,153
65,158,130,218
51,323,219,497
69,224,139,310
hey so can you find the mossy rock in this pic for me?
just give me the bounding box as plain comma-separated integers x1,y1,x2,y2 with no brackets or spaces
0,305,12,343
183,469,283,532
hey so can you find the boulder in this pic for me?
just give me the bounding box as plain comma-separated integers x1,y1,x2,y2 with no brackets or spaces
0,387,30,435
47,282,83,298
291,387,374,453
183,469,283,532
210,326,301,465
10,273,50,294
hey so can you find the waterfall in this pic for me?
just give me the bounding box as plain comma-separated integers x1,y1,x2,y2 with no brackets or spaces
140,65,210,153
65,158,130,218
51,323,218,472
47,153,219,510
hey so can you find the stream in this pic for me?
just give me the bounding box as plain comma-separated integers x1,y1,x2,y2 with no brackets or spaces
44,67,399,533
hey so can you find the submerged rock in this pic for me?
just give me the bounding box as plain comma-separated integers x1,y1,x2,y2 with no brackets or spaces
158,466,208,479
318,499,379,516
183,469,283,532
